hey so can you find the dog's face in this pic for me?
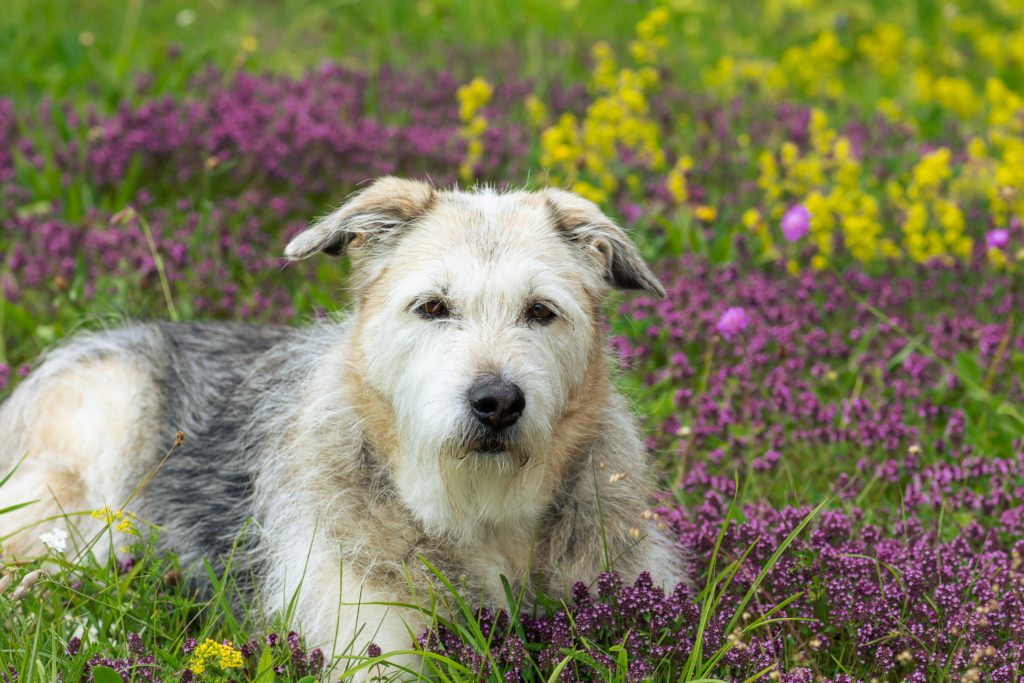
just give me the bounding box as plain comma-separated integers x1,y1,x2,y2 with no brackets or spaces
286,178,664,539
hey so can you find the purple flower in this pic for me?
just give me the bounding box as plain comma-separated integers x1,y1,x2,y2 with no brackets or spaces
240,638,259,658
127,632,144,657
715,306,750,336
367,642,382,658
986,229,1010,249
620,202,643,226
781,204,811,242
182,637,197,654
66,637,82,657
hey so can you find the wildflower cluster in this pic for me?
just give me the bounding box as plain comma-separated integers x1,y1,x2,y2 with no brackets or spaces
537,4,1024,272
538,7,671,204
456,76,494,182
91,507,138,536
0,66,531,370
232,631,325,680
58,631,163,683
188,639,243,675
421,509,1024,682
617,255,1021,469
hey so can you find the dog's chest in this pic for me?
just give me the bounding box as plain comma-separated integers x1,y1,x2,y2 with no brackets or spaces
459,535,534,602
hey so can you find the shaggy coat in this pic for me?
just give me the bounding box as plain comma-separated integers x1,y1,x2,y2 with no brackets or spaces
0,178,684,675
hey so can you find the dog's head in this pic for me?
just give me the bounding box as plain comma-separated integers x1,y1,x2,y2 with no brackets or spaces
286,177,664,539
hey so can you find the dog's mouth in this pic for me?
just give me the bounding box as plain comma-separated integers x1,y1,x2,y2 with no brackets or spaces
462,429,517,456
451,428,531,467
472,436,507,454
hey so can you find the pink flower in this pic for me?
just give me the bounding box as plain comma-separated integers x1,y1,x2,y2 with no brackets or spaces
716,306,750,336
986,229,1009,249
781,204,811,242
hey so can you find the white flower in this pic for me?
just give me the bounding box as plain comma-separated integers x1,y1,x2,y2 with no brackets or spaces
40,527,68,553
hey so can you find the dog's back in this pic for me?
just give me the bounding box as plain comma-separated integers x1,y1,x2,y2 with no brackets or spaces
0,322,297,562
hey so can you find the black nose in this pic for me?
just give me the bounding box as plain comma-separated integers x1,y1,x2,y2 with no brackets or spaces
468,376,525,430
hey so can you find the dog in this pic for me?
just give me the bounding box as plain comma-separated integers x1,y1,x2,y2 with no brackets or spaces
0,178,684,675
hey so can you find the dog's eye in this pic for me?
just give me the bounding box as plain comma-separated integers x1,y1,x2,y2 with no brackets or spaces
526,303,556,324
417,299,449,319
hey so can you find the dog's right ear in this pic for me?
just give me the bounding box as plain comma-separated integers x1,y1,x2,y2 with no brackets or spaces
543,188,666,299
284,177,436,260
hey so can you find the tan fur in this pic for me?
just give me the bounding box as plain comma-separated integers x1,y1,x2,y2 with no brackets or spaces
0,357,154,559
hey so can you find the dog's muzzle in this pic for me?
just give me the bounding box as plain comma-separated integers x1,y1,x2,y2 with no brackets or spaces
468,375,525,432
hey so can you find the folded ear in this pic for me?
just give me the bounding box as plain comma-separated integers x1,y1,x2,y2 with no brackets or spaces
284,177,436,260
543,188,666,298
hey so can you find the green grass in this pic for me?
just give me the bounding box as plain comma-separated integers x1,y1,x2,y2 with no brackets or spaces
1,0,664,108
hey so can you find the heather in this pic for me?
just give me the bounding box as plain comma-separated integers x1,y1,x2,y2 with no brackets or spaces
3,1,1024,681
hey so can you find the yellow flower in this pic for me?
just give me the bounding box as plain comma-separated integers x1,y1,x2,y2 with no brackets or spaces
780,31,849,97
931,76,980,120
968,137,987,160
590,41,618,91
115,517,138,535
876,98,911,127
857,23,905,77
456,77,494,123
190,639,244,674
988,247,1008,269
694,205,717,222
571,180,607,205
666,155,693,203
91,506,122,524
456,77,494,182
524,94,548,127
910,148,952,196
538,11,669,199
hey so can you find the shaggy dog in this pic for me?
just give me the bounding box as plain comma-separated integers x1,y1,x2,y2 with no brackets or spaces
0,178,684,675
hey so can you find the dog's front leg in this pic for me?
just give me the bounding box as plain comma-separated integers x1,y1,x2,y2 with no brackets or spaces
261,526,428,680
332,583,428,681
286,567,428,680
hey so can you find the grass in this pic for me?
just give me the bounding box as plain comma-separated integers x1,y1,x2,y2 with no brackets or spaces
1,0,661,108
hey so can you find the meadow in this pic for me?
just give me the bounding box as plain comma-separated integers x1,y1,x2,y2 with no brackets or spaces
1,0,1023,680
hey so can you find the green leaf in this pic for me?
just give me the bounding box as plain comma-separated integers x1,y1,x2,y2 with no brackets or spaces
886,335,925,371
254,645,275,682
953,351,982,387
0,452,29,488
92,666,123,683
0,500,40,517
546,656,572,683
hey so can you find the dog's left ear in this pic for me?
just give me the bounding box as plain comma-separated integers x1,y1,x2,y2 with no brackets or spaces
544,189,666,299
284,177,435,260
